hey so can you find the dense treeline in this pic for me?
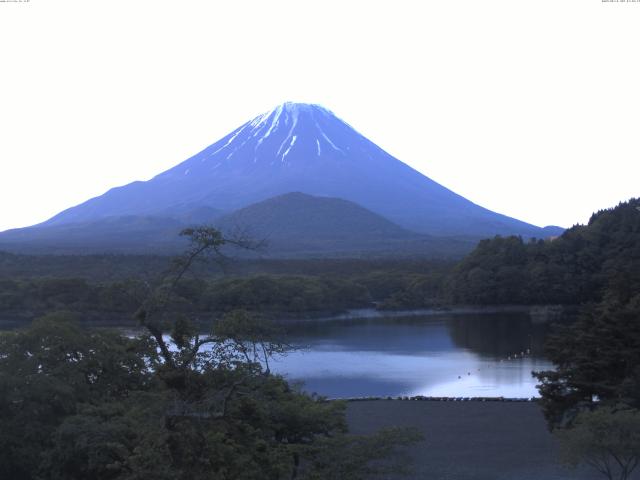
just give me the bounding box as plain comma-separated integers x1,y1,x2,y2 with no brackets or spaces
0,252,172,281
444,199,640,306
0,271,449,323
0,252,455,281
202,276,370,313
0,276,366,321
0,254,454,321
0,252,454,321
0,278,141,319
519,200,640,479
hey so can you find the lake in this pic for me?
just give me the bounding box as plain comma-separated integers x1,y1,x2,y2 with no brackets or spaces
269,312,554,399
0,311,556,399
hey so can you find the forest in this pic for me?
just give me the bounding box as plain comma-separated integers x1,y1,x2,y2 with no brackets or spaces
1,200,638,323
0,260,451,324
1,199,639,479
0,228,423,480
444,199,640,306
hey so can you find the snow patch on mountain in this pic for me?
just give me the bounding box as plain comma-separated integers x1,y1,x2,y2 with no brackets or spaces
320,130,343,154
282,135,297,162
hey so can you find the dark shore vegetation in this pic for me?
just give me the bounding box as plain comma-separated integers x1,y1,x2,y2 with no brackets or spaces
0,199,638,479
0,259,453,324
0,228,421,480
528,199,640,480
445,198,640,306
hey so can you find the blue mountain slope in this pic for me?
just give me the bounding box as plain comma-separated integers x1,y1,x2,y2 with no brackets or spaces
40,102,562,238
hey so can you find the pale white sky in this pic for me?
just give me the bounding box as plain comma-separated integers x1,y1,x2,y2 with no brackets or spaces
0,0,638,232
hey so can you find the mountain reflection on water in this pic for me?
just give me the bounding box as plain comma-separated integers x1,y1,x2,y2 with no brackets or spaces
270,313,555,399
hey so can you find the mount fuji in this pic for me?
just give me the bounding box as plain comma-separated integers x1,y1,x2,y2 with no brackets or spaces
0,102,562,255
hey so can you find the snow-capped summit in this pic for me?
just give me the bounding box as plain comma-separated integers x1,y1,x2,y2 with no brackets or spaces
35,102,561,238
155,102,362,174
245,102,347,163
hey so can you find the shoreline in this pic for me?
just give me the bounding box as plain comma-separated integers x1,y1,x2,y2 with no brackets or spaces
0,303,568,330
279,303,568,323
333,395,539,402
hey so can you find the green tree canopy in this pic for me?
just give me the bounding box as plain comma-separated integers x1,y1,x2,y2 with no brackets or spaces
555,406,640,480
0,227,421,479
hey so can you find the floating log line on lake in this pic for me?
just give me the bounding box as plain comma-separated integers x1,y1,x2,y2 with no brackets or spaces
333,396,539,402
451,347,534,381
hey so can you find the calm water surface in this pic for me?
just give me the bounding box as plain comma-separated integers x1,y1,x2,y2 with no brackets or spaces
0,312,555,399
270,313,554,399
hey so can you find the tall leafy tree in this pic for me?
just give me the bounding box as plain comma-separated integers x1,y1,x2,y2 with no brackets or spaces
534,297,640,427
555,406,640,480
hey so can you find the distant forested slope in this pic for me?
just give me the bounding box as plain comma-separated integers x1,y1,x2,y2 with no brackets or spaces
443,198,640,305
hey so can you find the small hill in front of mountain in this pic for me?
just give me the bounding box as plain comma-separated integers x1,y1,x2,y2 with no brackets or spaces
217,191,409,240
216,192,475,257
0,192,477,257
